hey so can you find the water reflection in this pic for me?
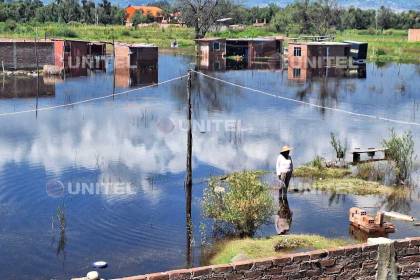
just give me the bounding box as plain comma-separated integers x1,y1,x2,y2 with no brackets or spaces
197,56,283,72
0,54,419,279
274,197,293,235
115,66,158,88
0,75,55,98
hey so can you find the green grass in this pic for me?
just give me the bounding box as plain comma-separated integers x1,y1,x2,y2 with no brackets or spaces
294,166,351,179
209,234,351,265
0,22,196,49
0,23,418,62
311,178,394,195
336,29,420,64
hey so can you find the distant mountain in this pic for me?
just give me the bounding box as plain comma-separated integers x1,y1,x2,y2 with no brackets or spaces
243,0,419,10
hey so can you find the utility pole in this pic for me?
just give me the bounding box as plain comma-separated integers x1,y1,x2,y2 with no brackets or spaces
184,70,193,267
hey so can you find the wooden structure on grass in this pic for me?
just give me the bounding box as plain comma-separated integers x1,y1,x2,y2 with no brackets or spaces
352,148,388,164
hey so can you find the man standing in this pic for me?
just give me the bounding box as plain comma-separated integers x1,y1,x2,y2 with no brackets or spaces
276,145,293,199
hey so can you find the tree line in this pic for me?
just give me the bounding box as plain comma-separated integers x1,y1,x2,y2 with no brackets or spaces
0,0,419,36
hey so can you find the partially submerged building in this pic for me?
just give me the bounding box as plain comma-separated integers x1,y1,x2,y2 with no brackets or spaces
196,37,284,70
343,41,368,62
0,40,54,70
114,43,158,87
52,39,106,76
408,29,420,42
286,41,367,81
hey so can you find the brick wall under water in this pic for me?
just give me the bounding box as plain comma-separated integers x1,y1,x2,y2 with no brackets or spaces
120,237,420,280
0,41,54,70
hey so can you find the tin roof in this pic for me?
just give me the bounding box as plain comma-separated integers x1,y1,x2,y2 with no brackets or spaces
289,41,350,46
115,42,157,48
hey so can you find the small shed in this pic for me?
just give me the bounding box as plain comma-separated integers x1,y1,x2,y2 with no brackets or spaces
288,41,351,69
0,40,54,70
343,41,368,62
196,38,227,58
52,39,106,76
114,43,158,69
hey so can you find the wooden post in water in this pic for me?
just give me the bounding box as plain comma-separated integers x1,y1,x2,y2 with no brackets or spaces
35,28,40,118
112,34,116,100
185,70,193,267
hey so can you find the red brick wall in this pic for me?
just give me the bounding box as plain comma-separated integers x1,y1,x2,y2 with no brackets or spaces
0,41,54,70
119,237,420,280
408,29,420,42
394,238,420,279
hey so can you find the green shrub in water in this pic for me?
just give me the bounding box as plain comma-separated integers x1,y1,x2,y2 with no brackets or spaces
330,133,347,159
202,171,274,237
383,129,415,184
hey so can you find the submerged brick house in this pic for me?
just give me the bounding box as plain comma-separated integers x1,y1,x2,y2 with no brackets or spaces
114,43,158,87
0,40,54,70
287,41,354,81
52,39,106,76
196,37,283,70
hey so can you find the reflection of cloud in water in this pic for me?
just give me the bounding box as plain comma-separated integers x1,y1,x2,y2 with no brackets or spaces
0,67,419,203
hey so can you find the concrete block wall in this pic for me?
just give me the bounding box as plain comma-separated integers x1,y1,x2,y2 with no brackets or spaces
119,237,420,280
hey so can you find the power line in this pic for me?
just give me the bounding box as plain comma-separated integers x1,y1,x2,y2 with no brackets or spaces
191,70,420,127
0,75,188,117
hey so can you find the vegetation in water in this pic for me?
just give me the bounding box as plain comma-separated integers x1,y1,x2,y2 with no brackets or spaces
294,165,351,179
311,178,394,195
202,171,274,237
330,133,347,160
382,129,415,184
208,234,351,265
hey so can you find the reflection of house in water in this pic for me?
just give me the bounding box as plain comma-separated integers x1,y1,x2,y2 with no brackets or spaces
197,37,283,71
0,40,54,70
0,76,55,98
52,39,106,77
287,41,366,81
196,37,284,71
114,43,158,88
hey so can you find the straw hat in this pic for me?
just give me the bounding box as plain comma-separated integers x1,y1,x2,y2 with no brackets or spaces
280,145,292,153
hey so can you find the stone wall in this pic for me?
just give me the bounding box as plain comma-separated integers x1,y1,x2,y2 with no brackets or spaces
118,237,420,280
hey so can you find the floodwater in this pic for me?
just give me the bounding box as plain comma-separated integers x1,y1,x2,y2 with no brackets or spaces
0,54,419,279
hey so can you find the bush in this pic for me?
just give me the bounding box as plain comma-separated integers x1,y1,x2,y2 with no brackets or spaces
54,27,77,38
377,48,387,56
330,133,347,160
309,156,325,169
383,129,415,184
356,163,386,182
202,171,274,237
120,30,130,36
4,19,17,32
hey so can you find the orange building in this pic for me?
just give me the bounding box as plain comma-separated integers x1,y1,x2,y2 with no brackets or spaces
408,29,420,42
125,6,164,26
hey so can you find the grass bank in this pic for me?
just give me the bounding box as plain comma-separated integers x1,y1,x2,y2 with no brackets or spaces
209,234,351,265
211,28,420,63
293,165,396,195
1,23,418,63
0,22,196,49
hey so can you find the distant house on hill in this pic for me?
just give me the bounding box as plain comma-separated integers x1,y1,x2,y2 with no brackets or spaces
125,6,164,26
408,29,420,42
